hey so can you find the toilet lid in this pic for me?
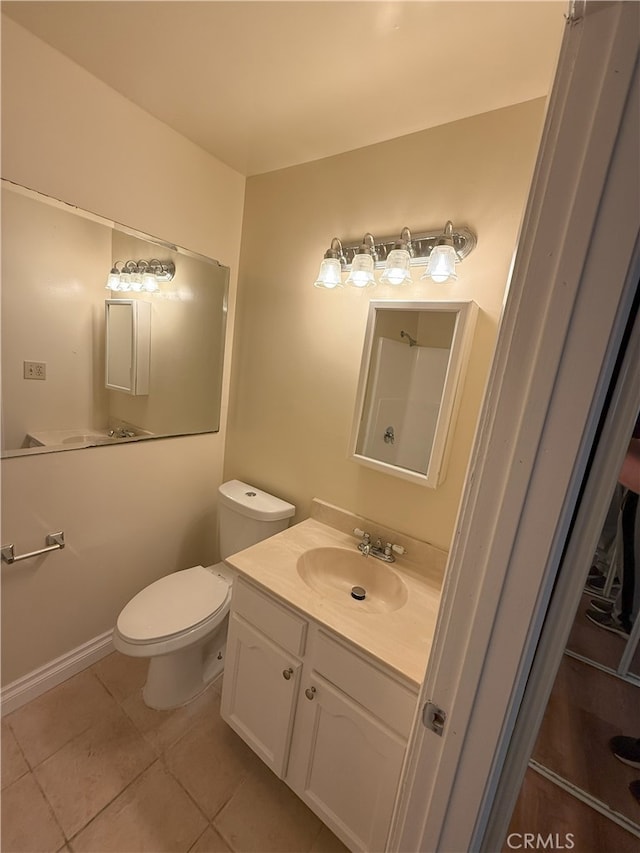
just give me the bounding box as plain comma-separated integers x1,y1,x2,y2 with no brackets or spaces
117,566,231,642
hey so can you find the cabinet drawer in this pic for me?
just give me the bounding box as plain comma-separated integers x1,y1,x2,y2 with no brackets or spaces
312,630,417,737
232,577,307,656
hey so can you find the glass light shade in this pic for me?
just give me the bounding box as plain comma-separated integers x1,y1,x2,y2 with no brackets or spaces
380,249,413,286
423,245,458,283
105,271,121,290
314,257,343,289
345,253,376,288
142,271,159,292
130,271,144,292
118,272,132,291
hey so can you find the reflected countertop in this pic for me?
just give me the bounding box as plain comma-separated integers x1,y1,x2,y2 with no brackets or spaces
226,504,447,686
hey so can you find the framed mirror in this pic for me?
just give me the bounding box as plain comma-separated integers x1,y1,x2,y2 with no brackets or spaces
1,180,229,458
350,300,478,488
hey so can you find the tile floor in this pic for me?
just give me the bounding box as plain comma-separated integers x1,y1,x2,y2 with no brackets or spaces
1,652,349,853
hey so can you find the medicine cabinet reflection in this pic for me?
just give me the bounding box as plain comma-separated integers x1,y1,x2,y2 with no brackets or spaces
350,300,478,488
0,180,229,457
105,300,151,395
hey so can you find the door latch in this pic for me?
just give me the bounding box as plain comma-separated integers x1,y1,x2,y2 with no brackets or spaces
423,701,447,736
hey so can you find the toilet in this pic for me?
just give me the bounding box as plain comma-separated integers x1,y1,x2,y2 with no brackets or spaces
113,479,295,710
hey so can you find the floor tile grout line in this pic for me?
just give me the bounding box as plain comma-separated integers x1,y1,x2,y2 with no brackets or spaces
209,771,250,824
208,767,262,853
210,818,240,853
0,764,30,791
160,744,252,853
1,717,32,787
78,667,232,836
159,752,219,827
29,766,68,845
115,685,223,758
29,703,161,836
62,753,161,846
186,824,213,853
89,661,130,705
5,669,124,771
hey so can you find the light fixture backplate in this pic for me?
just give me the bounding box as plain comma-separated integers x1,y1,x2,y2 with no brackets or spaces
339,226,476,268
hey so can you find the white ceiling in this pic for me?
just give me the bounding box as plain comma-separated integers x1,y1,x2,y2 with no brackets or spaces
2,1,565,176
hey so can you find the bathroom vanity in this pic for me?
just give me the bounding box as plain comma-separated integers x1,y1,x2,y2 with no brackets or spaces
221,500,446,852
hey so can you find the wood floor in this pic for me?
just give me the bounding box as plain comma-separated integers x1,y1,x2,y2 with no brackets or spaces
506,591,640,851
507,769,638,853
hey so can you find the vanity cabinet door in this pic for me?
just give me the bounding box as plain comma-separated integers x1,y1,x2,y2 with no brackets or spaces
221,613,301,778
287,673,407,853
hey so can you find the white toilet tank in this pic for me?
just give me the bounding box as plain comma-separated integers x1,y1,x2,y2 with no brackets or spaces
218,479,295,560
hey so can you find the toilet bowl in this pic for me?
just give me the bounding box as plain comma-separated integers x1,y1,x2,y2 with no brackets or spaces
113,563,234,710
113,480,295,710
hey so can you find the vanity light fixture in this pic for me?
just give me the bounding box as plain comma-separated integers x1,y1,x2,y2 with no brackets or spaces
380,227,414,286
313,222,476,289
105,259,176,293
420,221,458,283
345,233,378,288
314,238,346,289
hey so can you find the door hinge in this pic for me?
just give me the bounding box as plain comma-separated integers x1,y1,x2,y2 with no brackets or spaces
423,701,447,736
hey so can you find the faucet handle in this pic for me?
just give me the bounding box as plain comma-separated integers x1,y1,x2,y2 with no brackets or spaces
353,528,370,542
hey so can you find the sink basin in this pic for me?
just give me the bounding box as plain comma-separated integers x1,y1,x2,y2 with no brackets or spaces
296,547,408,613
61,434,112,445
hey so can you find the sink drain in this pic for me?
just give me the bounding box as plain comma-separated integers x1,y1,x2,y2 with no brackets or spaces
351,586,366,601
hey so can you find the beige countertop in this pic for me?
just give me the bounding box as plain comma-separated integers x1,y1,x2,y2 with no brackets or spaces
226,504,446,686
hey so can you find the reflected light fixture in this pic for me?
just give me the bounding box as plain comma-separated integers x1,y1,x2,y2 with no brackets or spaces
106,263,123,290
345,233,377,288
313,222,476,289
105,258,176,293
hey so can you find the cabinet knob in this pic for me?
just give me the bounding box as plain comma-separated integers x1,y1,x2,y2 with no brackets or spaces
305,686,316,700
282,667,293,680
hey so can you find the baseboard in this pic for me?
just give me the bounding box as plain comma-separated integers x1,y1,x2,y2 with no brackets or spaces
1,630,114,716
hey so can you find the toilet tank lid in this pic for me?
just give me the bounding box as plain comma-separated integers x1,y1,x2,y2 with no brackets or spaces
218,480,295,521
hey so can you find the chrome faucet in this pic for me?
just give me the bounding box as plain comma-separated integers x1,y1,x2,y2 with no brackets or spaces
353,528,406,563
108,427,136,438
357,532,372,557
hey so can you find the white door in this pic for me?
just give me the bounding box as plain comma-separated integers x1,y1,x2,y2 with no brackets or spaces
392,2,640,850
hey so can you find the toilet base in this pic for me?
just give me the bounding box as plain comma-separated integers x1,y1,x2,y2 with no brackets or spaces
141,630,226,710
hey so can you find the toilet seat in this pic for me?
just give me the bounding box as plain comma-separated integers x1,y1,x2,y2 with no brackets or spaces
116,565,231,645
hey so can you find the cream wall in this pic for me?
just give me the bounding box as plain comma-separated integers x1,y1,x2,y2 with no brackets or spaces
225,99,545,550
0,17,245,684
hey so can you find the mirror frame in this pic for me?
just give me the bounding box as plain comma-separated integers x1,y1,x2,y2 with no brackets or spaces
349,299,478,488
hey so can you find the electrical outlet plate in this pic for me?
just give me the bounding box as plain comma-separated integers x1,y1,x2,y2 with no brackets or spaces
23,361,46,380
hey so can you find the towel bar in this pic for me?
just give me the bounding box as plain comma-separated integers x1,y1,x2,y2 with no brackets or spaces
1,531,65,564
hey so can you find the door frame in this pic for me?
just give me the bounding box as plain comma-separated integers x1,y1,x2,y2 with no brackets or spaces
391,2,640,850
